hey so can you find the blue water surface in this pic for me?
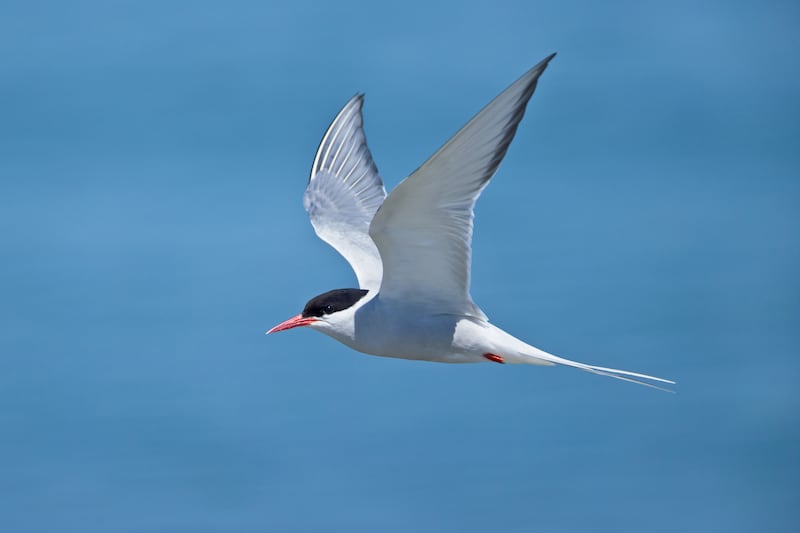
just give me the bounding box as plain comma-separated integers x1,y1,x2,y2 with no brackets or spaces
1,1,798,532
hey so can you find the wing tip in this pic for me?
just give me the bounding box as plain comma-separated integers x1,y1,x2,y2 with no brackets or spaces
528,52,557,79
310,92,369,181
349,92,365,108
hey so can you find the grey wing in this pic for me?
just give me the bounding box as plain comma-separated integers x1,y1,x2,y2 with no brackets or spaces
369,54,556,316
303,94,386,290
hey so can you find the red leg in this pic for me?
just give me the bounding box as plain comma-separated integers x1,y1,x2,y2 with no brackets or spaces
483,353,505,364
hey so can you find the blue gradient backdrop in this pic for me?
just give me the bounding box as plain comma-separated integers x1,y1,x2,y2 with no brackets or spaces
1,1,798,531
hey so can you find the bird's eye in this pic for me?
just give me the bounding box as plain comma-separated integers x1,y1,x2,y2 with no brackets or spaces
323,304,335,314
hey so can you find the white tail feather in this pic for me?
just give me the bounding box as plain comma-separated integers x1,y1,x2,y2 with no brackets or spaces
574,365,675,393
520,349,675,392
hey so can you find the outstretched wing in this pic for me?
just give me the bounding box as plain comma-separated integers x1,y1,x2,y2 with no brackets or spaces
303,94,386,290
369,54,556,316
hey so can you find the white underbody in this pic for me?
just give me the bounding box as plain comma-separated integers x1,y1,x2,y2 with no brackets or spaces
319,294,542,364
308,293,672,390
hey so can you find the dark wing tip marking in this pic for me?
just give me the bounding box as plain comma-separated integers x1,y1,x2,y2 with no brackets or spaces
479,53,556,187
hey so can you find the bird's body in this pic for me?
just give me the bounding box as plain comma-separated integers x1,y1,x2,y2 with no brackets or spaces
269,54,674,390
311,292,494,364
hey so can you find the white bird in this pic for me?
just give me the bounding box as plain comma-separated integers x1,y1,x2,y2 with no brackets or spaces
268,54,674,391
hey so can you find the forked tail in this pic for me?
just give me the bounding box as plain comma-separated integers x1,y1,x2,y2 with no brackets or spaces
521,348,675,392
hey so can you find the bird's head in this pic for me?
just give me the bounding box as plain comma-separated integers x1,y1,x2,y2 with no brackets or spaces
267,288,369,335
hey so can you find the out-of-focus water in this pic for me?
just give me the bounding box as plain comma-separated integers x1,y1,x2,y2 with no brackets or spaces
1,1,798,531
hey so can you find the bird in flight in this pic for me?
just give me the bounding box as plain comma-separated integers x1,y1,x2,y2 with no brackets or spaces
268,54,673,391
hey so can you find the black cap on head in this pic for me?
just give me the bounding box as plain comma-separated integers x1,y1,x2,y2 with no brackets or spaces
302,289,369,318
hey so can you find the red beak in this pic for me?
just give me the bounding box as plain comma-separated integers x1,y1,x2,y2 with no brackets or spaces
267,314,318,334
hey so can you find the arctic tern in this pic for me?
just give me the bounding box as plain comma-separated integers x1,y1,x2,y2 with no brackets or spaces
268,54,673,391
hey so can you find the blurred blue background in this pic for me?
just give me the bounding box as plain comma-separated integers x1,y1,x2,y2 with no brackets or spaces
1,1,797,531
